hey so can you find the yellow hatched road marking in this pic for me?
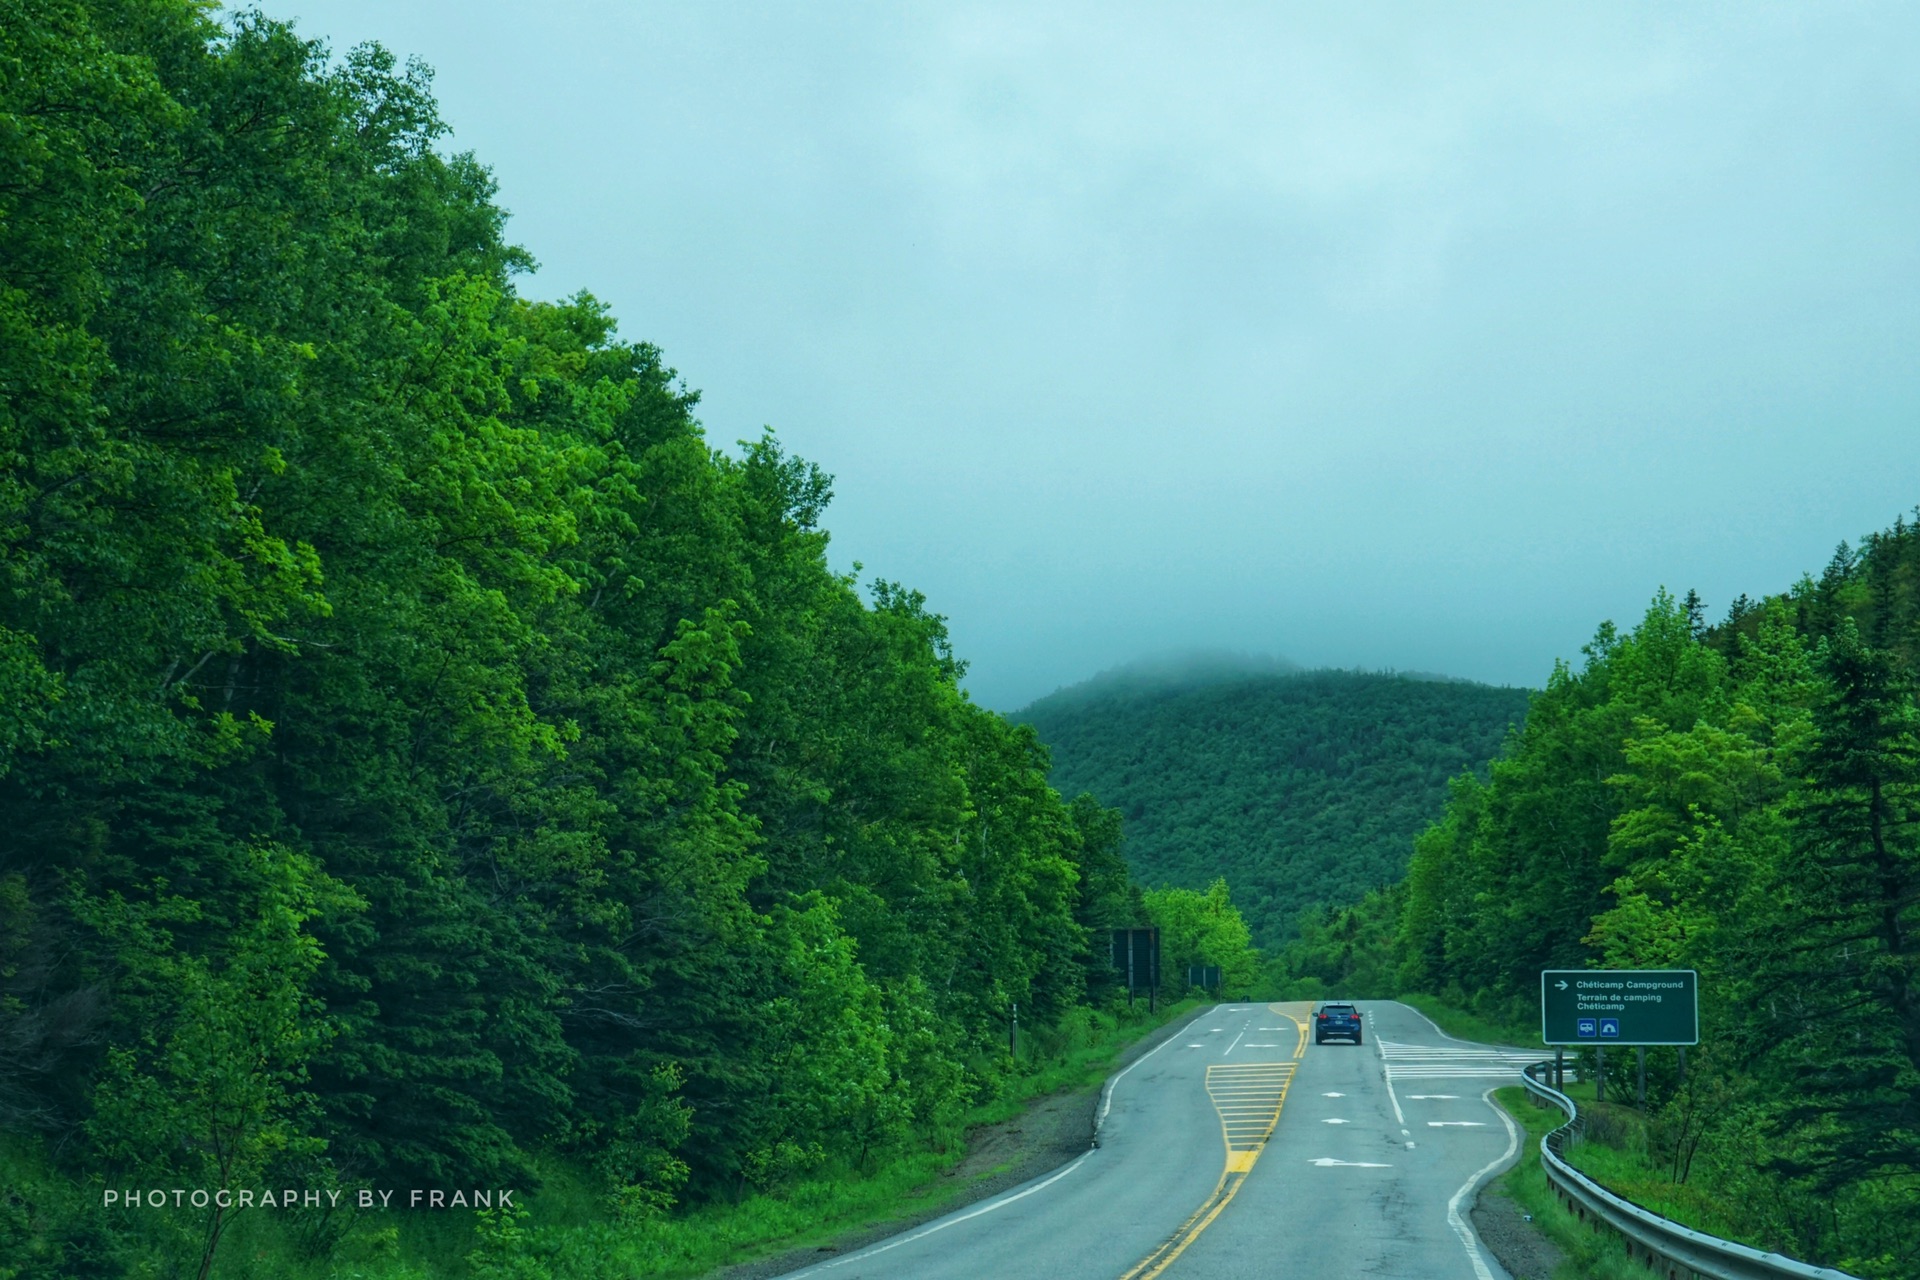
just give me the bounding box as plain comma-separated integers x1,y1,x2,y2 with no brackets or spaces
1117,1002,1313,1280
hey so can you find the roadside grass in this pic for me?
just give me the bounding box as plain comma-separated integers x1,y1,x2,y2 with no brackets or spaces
1559,1138,1749,1246
11,998,1207,1280
602,995,1207,1280
1486,1086,1650,1280
1552,1086,1775,1251
973,996,1205,1126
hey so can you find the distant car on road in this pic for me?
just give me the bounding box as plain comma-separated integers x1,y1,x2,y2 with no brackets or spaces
1313,1001,1363,1045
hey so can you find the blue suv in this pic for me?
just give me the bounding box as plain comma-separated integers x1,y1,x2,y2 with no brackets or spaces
1314,1002,1363,1045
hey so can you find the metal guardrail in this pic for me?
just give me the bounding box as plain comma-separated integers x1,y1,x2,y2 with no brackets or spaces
1519,1062,1859,1280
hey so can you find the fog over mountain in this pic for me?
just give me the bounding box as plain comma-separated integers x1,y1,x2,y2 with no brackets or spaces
268,0,1920,709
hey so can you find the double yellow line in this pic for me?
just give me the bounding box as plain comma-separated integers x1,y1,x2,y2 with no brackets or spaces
1117,1004,1310,1280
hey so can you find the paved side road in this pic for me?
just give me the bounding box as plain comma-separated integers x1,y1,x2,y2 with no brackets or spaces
771,1001,1533,1280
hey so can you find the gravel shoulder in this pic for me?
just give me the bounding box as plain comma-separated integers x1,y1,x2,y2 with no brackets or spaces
709,1004,1211,1280
1472,1186,1567,1280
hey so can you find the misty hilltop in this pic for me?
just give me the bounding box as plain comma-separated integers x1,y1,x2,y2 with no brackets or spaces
1015,659,1531,946
1026,649,1304,701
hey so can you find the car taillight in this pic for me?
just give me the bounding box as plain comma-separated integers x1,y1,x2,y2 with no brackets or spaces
1318,1013,1326,1020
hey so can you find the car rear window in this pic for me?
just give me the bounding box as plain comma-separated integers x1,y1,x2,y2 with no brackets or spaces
1324,1004,1357,1016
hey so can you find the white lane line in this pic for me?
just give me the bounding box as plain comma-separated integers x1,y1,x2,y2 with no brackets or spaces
1429,1121,1487,1127
1222,1026,1248,1057
1312,1157,1391,1167
1407,1095,1459,1100
1322,1091,1345,1097
1097,1011,1195,1129
1445,1088,1522,1280
1377,1026,1406,1126
781,1151,1092,1277
1322,1118,1349,1125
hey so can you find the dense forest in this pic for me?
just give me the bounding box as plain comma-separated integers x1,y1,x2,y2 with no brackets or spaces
1017,661,1530,945
0,5,1267,1276
1281,528,1920,1278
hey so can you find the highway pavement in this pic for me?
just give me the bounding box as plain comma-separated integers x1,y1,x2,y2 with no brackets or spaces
772,1001,1538,1280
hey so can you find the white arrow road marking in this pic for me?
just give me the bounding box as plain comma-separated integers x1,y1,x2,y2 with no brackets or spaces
1312,1158,1392,1167
1429,1121,1487,1127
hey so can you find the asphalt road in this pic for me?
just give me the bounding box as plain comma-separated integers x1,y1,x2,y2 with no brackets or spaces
772,1000,1538,1280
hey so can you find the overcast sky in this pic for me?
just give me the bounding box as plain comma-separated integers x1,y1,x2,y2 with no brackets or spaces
264,1,1920,708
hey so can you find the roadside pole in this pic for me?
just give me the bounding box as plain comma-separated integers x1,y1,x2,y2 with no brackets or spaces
1636,1047,1646,1108
1597,1046,1605,1103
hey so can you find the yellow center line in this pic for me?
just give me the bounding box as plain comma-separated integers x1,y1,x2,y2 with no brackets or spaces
1116,1002,1311,1280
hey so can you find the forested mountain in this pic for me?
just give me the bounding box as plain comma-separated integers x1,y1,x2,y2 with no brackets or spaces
1274,522,1920,1278
1016,661,1531,945
0,6,1267,1276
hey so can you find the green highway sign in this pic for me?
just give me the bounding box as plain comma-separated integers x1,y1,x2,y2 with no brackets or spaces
1541,969,1698,1046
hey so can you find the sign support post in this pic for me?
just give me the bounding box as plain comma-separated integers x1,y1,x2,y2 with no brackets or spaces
1114,928,1161,1013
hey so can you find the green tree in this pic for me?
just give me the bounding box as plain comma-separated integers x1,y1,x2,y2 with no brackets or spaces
81,845,352,1280
1756,624,1920,1193
1143,879,1260,995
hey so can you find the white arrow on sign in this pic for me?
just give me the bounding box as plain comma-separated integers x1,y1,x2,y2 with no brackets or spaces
1555,980,1569,990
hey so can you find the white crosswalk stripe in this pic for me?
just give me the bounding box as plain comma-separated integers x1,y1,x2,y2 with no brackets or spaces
1378,1040,1541,1081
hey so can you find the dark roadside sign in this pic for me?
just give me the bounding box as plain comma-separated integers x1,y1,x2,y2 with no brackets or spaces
1540,969,1698,1045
